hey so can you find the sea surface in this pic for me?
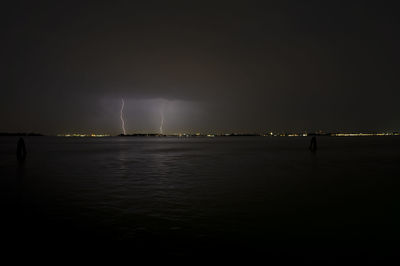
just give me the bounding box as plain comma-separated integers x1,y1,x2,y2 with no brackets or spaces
1,136,399,263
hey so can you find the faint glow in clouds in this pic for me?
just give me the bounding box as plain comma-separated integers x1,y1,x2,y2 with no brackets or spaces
99,96,201,134
120,98,126,135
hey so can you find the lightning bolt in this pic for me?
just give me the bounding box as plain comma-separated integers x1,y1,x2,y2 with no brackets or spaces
159,110,164,135
120,98,126,135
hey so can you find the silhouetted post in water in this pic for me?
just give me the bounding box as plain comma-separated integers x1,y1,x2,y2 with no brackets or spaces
309,136,317,152
17,137,27,162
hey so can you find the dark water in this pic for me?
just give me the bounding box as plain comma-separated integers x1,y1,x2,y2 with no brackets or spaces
1,136,400,263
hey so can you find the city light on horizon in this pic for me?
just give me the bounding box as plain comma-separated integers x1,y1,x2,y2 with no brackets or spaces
53,131,400,138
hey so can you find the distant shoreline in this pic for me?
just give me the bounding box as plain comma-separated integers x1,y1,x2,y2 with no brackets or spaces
0,133,44,136
1,132,399,138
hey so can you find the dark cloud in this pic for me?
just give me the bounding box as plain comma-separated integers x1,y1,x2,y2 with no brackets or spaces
1,1,399,134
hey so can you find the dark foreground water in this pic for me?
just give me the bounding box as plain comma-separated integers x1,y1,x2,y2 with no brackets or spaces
1,136,400,263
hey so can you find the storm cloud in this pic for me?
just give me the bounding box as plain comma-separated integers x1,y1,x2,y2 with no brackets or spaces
1,1,399,134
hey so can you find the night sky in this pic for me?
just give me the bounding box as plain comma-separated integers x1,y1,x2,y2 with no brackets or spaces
2,1,399,135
